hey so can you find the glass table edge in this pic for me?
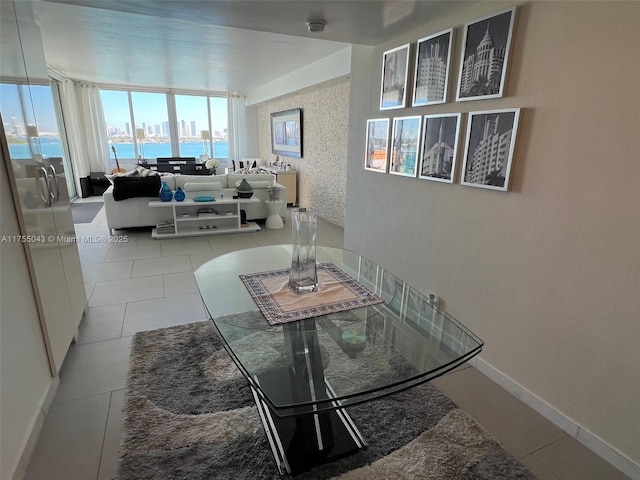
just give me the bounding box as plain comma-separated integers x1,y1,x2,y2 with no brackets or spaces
264,344,484,418
198,245,485,416
208,314,483,418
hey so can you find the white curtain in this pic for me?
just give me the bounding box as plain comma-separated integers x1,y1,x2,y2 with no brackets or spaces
76,82,110,173
228,93,247,165
58,79,88,195
58,80,110,194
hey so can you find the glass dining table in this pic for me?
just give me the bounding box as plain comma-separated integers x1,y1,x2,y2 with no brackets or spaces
195,245,483,475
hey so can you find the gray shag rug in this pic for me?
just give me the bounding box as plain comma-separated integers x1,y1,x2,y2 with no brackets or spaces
71,202,103,223
118,320,537,479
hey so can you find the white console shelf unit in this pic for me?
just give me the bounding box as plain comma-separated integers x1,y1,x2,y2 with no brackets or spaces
149,198,261,239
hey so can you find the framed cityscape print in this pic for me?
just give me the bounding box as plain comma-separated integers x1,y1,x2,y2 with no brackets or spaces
461,108,520,191
456,7,516,102
271,108,303,158
412,28,453,106
380,43,410,110
390,116,422,177
418,113,461,183
364,118,390,173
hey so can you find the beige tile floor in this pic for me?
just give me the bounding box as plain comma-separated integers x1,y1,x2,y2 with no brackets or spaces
24,201,630,480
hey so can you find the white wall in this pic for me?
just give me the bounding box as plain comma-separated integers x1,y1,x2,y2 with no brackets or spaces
344,1,640,475
256,81,351,227
1,158,55,480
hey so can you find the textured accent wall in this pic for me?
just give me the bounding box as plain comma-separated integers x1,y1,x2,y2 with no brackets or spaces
257,81,350,227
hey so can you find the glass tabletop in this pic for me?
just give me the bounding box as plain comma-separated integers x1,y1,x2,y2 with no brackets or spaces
195,245,483,417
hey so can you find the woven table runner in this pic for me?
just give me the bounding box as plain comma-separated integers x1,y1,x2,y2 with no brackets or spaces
239,263,383,326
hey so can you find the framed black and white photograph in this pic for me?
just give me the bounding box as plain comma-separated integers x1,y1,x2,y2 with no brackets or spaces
412,28,453,106
456,7,516,102
364,118,390,173
418,113,461,183
461,108,520,191
380,44,410,110
390,116,422,177
270,108,303,158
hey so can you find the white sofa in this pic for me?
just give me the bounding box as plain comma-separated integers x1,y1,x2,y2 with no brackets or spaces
103,173,287,232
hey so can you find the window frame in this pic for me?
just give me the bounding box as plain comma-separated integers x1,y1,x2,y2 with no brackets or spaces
99,86,229,163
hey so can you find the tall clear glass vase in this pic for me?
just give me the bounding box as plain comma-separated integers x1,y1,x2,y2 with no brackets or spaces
288,208,319,294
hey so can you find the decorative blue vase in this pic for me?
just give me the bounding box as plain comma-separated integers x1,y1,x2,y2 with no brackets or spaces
174,186,185,202
159,181,173,202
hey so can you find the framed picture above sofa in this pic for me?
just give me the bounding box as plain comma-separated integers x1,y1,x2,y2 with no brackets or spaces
364,118,390,173
460,108,520,191
271,108,303,158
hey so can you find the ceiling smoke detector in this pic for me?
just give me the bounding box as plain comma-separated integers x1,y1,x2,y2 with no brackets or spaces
306,20,327,33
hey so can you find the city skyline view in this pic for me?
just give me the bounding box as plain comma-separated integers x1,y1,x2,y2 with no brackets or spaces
1,83,231,161
101,90,229,141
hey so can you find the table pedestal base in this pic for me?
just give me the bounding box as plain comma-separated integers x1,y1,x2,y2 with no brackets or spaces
251,376,367,475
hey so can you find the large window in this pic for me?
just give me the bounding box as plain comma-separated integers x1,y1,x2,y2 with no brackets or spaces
101,89,134,162
175,94,208,157
174,95,229,159
131,91,171,159
209,97,229,159
100,88,228,166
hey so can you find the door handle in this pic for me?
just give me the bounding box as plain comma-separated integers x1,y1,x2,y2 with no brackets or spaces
47,164,60,203
37,166,52,207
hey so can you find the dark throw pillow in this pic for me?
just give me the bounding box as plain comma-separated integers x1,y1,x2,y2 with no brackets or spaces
112,175,161,201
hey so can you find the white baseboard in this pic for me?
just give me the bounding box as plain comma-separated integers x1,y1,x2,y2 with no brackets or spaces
470,356,640,480
10,377,60,480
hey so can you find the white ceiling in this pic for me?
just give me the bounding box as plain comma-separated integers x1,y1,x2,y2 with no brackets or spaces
33,0,475,93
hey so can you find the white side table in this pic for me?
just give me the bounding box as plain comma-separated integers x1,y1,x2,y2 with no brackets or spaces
265,200,284,229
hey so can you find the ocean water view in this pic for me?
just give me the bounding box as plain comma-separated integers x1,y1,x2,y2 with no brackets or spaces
8,139,229,162
110,141,229,160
